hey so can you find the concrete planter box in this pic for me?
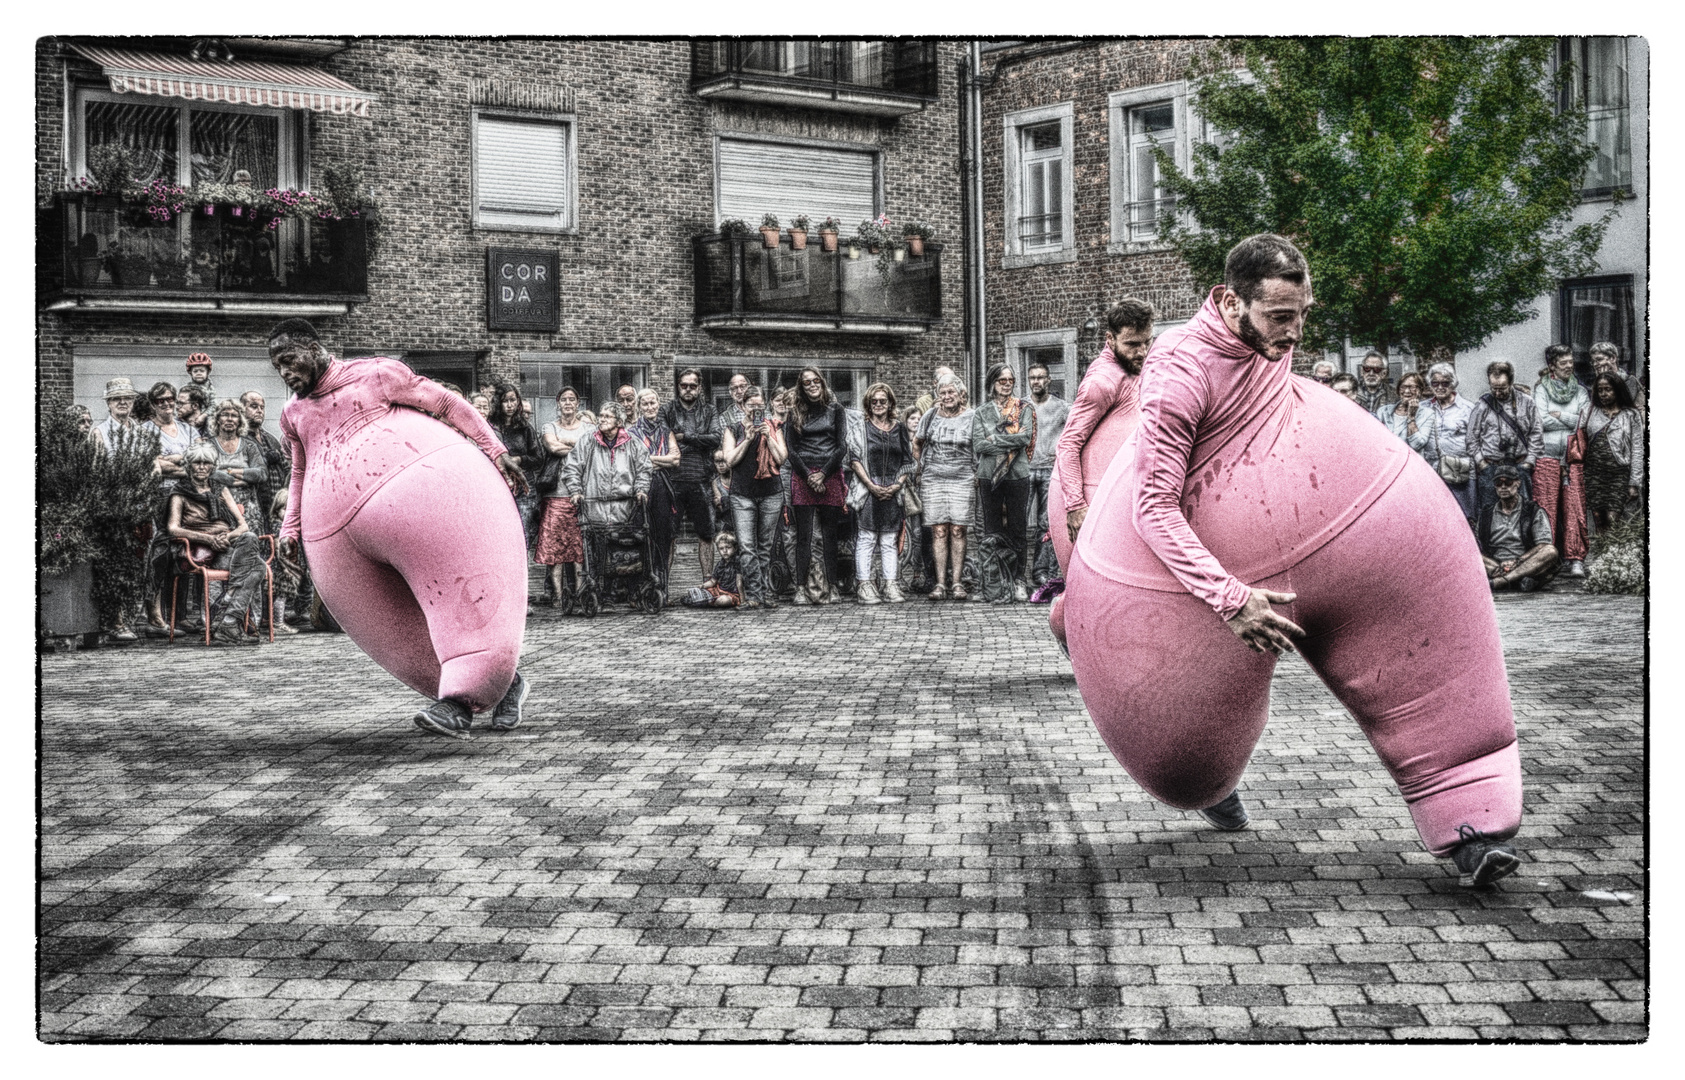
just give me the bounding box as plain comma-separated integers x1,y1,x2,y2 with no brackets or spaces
39,561,98,637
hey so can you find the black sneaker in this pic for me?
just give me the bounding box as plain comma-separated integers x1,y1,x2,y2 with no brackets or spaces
1451,824,1521,887
413,699,473,740
213,621,258,647
490,673,529,732
1196,790,1250,831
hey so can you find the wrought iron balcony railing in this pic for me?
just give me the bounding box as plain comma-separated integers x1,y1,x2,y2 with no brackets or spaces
693,233,942,334
691,40,938,116
38,193,371,315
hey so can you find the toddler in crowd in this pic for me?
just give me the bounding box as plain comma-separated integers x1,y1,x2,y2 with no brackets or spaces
684,531,743,608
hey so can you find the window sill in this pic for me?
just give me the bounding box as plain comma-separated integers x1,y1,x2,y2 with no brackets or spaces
1107,238,1175,256
474,220,578,236
1579,187,1635,204
1002,247,1077,269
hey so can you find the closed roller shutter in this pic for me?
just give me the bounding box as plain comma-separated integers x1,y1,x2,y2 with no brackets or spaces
476,116,569,228
717,139,878,230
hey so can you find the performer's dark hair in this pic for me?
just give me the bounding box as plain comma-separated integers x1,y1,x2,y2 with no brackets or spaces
1105,298,1155,335
268,317,320,351
1590,372,1634,410
1224,234,1309,303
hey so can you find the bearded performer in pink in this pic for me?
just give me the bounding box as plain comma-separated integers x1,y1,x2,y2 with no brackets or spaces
1062,235,1523,887
1045,299,1153,648
271,319,531,740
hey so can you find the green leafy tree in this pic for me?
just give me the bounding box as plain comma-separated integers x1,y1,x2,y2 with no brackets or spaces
1158,37,1613,365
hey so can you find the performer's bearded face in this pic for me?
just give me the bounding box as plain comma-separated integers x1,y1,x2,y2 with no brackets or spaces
1106,326,1153,376
1224,278,1312,362
270,340,328,396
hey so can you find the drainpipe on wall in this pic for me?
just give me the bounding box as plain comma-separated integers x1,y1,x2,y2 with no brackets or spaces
967,40,988,405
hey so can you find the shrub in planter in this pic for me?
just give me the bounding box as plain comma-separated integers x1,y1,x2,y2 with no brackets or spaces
902,220,934,256
818,216,840,253
760,213,781,249
38,409,163,630
789,215,810,250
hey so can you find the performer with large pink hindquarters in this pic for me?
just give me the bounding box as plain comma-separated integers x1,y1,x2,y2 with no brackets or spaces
1060,235,1524,887
1045,298,1154,646
271,319,532,740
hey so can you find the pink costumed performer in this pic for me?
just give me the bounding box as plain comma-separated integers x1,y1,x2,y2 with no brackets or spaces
271,319,532,739
1062,235,1524,887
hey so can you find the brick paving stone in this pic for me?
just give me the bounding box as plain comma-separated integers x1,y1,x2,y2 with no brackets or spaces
38,589,1645,1042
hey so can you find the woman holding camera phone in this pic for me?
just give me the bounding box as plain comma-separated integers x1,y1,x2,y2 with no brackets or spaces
721,386,789,611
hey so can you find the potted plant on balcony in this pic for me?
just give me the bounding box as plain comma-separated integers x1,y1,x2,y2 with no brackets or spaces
717,218,752,241
857,215,901,280
902,220,934,257
789,215,810,251
818,217,840,253
85,144,135,198
107,235,152,288
760,214,782,249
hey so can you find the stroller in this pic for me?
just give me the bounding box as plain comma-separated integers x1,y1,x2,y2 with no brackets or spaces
567,495,663,617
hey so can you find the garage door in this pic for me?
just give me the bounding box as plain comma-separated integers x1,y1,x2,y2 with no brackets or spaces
72,344,289,424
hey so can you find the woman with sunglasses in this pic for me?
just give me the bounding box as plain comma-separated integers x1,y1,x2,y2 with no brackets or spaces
848,382,914,603
784,367,848,604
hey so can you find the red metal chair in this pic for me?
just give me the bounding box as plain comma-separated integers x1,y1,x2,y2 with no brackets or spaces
169,535,276,644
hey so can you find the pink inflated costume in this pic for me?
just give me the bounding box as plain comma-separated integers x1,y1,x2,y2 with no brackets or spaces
1062,288,1522,857
1047,343,1142,575
280,357,527,714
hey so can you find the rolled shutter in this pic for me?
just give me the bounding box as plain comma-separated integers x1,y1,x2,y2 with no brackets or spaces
476,116,569,228
717,139,878,229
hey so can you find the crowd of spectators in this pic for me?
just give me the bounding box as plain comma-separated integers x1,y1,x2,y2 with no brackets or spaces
67,332,1645,644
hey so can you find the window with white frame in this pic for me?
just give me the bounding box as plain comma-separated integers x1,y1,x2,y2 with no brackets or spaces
71,88,302,189
1108,83,1193,250
474,110,575,231
1559,37,1632,194
1003,103,1075,266
1005,328,1078,401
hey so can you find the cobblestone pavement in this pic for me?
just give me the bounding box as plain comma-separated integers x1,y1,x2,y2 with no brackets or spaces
38,573,1646,1042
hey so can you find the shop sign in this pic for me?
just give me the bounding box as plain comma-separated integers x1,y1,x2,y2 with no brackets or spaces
487,248,560,331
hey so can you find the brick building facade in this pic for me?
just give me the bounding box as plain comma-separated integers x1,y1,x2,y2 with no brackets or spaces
37,37,965,429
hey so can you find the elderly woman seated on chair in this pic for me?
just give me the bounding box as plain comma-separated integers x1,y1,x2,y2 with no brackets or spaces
168,442,267,646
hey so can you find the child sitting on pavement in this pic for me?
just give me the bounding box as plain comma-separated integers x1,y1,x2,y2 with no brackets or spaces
684,531,743,608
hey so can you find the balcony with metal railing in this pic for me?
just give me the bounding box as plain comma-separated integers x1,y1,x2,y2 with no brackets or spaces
691,40,939,117
38,193,371,316
693,233,942,334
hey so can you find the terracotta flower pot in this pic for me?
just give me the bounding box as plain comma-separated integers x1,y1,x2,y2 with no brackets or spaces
820,229,838,253
760,227,780,250
907,236,925,257
790,229,807,251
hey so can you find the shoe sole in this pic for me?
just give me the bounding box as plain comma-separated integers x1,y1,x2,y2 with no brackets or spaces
491,677,529,732
1196,808,1250,831
413,711,473,740
1458,848,1521,887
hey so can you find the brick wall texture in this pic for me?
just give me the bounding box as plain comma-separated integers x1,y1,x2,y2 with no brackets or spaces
36,38,967,408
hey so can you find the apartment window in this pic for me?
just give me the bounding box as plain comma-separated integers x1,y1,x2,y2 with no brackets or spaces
1108,83,1192,250
715,137,879,230
1560,276,1637,382
1002,103,1075,267
519,354,648,430
1560,37,1632,195
72,89,300,189
474,111,575,231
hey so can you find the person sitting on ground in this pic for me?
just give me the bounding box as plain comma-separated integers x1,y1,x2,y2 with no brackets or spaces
684,531,744,608
207,398,270,536
1330,372,1360,402
168,443,268,645
1477,465,1558,593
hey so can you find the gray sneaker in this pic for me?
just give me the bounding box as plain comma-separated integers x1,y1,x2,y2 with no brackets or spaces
490,672,529,732
1196,790,1250,830
1451,824,1521,887
414,699,473,740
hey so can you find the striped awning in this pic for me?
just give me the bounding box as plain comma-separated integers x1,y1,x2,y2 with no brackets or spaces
70,44,375,117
